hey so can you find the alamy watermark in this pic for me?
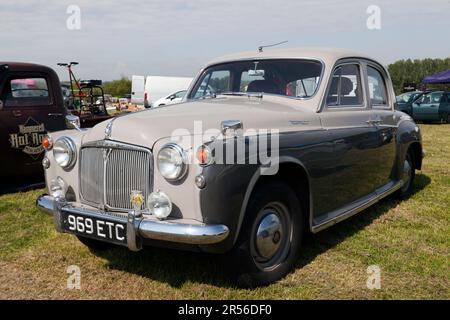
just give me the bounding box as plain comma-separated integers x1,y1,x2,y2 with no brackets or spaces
66,5,81,30
366,265,381,290
366,5,381,30
170,121,280,175
67,265,81,289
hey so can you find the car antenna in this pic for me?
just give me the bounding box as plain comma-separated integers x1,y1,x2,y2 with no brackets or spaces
258,40,288,53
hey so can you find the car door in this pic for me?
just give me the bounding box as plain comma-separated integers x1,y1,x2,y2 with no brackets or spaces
413,92,443,121
0,72,63,177
320,61,381,210
364,63,397,189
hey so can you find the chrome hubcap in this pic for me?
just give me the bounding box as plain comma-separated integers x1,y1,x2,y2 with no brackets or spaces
255,213,283,260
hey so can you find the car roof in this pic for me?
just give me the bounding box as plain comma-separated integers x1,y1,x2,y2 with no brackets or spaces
204,47,378,68
0,61,56,73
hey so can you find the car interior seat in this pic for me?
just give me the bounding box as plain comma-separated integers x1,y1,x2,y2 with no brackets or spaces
247,80,281,95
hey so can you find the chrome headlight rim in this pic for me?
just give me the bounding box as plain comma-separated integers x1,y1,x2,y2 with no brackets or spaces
53,136,77,170
157,143,188,181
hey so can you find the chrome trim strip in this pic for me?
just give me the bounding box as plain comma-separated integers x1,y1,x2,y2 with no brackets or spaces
311,180,403,233
36,195,229,246
139,220,229,245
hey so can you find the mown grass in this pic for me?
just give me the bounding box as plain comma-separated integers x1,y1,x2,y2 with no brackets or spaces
0,124,449,299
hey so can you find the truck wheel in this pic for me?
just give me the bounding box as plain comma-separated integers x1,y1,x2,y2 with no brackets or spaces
230,181,303,287
77,236,115,251
396,150,415,199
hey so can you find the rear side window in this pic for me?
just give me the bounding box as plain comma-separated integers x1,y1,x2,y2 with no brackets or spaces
367,66,387,106
326,64,363,107
2,77,52,107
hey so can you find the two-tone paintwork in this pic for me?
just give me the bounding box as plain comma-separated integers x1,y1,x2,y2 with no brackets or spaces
42,48,423,253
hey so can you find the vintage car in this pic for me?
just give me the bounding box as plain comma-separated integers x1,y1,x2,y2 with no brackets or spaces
0,62,78,180
395,90,425,116
37,48,424,287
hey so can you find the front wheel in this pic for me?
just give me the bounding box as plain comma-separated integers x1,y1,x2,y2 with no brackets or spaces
230,181,303,288
396,151,415,199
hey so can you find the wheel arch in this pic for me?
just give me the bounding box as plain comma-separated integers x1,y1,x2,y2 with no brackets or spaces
234,157,312,244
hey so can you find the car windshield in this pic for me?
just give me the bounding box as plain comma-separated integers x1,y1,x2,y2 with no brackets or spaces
188,59,323,100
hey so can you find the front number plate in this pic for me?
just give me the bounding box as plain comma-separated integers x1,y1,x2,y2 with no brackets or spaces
61,211,127,245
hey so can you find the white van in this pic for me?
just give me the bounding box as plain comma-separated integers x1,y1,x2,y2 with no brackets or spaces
131,75,193,108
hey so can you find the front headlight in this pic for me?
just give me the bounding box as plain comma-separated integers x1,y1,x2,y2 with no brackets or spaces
53,137,77,169
157,143,187,181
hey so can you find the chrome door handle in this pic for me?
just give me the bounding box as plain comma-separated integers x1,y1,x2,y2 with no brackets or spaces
48,113,63,117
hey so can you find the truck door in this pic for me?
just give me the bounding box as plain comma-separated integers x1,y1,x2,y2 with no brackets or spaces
0,72,65,177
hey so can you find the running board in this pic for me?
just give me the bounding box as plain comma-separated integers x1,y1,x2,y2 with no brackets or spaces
311,180,403,233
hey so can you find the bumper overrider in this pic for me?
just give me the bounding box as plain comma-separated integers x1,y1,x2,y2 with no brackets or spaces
36,194,229,251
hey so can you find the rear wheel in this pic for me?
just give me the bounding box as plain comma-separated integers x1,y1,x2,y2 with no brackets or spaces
230,181,303,288
77,236,115,251
397,150,415,199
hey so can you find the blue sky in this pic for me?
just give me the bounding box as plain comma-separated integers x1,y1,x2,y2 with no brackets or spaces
1,0,449,81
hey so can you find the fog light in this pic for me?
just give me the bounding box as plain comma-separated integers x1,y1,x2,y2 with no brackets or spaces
195,174,206,189
148,190,172,220
42,157,50,169
49,177,67,199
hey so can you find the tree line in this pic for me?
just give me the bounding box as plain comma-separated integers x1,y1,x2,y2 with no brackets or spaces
388,58,450,94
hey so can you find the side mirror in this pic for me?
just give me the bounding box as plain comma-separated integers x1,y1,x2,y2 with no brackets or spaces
65,114,81,130
169,95,176,100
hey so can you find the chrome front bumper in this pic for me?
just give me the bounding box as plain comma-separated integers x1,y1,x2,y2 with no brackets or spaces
36,195,229,251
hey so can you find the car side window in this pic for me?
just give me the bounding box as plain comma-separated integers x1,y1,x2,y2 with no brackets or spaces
367,66,387,106
419,92,443,104
326,64,363,107
2,77,52,107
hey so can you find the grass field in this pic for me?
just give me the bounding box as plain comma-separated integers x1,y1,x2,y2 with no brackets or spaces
0,124,449,299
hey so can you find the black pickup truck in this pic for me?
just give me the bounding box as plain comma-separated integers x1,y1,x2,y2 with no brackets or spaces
0,62,78,181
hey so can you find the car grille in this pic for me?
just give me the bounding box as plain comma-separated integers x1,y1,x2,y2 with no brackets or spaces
79,141,152,212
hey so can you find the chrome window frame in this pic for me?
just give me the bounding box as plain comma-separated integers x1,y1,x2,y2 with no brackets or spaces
186,57,326,101
364,62,391,110
321,60,368,112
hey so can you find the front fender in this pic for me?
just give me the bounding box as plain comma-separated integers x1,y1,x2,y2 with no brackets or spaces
395,115,422,179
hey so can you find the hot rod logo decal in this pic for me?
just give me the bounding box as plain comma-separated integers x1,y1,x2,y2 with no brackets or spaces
9,117,46,159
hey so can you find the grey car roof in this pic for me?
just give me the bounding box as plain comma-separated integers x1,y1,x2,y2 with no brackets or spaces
204,47,377,68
